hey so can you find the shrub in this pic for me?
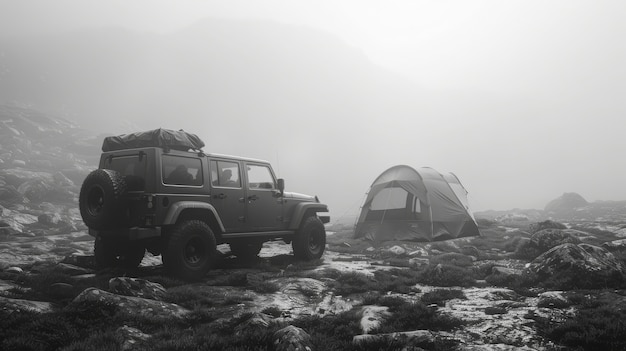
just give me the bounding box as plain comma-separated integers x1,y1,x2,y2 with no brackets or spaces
513,239,543,260
429,253,474,267
371,300,465,334
537,305,626,350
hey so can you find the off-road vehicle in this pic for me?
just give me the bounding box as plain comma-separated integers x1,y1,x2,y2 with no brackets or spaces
79,129,329,280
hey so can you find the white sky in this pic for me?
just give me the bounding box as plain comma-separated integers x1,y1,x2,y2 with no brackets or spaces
1,0,625,214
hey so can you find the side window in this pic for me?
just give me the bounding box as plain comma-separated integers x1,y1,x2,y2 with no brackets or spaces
162,155,203,186
211,160,241,188
247,164,275,190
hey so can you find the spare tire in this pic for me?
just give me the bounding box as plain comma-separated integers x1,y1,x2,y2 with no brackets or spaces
79,169,128,230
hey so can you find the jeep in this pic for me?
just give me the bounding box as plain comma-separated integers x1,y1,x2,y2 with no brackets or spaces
79,129,329,280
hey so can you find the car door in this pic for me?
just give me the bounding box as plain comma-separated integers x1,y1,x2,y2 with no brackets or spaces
209,159,246,232
244,162,285,231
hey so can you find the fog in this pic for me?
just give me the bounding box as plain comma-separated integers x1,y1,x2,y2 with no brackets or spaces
1,0,625,220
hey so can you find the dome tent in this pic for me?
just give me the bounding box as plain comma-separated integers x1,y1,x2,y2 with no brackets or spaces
355,165,480,242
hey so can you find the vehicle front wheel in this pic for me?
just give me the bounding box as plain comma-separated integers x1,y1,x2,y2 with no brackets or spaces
94,236,145,270
292,216,326,260
163,220,217,281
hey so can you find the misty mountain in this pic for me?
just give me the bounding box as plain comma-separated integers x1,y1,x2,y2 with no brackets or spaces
0,19,417,132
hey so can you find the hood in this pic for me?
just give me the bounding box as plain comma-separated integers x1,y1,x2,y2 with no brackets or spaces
283,191,317,202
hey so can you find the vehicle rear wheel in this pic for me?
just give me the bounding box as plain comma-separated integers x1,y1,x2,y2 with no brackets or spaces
292,216,326,260
163,220,217,281
229,241,263,259
94,236,145,270
79,169,128,230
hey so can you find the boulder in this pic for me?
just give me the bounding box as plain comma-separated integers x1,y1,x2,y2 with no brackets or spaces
528,220,566,234
530,228,581,252
234,312,273,335
70,288,189,318
273,325,313,351
530,243,626,289
109,277,167,301
117,325,150,351
384,245,406,256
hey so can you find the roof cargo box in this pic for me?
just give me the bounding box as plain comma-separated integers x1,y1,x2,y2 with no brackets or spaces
101,128,205,152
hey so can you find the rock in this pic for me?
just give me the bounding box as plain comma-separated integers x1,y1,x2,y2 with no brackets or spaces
538,291,569,308
70,288,189,318
6,266,23,273
409,257,429,267
528,220,566,234
273,325,313,351
117,325,150,351
407,247,429,257
53,171,75,187
0,296,53,313
38,212,63,225
490,266,522,277
460,246,481,258
384,245,406,256
234,312,273,335
108,277,167,301
530,229,580,252
530,243,626,289
359,305,390,334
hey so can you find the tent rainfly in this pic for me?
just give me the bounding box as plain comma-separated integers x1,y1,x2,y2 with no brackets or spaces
355,165,480,242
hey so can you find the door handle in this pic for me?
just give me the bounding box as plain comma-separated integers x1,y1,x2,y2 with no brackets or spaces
214,193,227,199
248,195,259,201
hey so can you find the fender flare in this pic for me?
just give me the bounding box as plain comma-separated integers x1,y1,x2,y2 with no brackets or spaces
163,201,225,232
288,203,329,230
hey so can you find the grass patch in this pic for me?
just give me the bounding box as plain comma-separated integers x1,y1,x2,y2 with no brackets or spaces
164,285,253,309
537,304,626,350
418,264,476,287
371,300,465,334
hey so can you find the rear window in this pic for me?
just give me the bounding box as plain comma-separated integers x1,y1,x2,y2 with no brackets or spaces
103,154,147,191
105,155,146,178
162,155,203,186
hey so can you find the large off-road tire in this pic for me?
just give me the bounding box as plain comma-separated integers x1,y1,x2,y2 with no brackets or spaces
163,220,217,281
79,169,128,230
292,216,326,260
229,241,263,260
94,236,145,270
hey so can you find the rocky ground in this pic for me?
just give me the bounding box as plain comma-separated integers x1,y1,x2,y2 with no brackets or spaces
2,106,626,350
1,216,626,350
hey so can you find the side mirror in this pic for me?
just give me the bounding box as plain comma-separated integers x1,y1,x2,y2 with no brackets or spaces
277,178,285,193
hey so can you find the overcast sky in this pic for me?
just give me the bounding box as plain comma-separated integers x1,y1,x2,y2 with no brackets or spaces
1,0,625,216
